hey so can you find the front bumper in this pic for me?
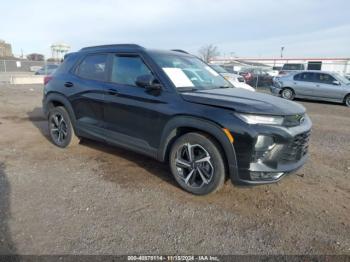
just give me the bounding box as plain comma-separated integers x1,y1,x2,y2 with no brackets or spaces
230,115,312,185
270,85,282,96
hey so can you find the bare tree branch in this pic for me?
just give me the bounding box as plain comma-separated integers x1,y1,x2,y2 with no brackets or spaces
198,44,220,63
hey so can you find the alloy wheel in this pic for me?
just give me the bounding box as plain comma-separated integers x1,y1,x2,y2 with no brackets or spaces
174,143,214,188
346,96,350,107
49,113,68,144
282,89,293,99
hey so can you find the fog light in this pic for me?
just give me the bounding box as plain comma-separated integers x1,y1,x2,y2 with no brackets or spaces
250,172,284,181
255,135,275,150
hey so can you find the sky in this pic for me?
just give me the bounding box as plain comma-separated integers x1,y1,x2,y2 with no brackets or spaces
1,0,350,58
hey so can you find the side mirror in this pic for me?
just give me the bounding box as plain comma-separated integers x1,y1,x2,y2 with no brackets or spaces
332,80,341,85
136,74,162,90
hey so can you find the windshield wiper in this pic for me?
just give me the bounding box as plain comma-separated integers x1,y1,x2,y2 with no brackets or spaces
214,86,231,89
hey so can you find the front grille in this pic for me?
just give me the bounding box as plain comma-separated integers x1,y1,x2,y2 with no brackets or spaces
281,131,311,162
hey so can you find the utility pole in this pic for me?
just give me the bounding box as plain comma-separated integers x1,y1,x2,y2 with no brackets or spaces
280,46,285,58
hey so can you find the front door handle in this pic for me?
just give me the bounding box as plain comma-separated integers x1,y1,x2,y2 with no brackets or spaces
107,88,119,96
64,82,74,88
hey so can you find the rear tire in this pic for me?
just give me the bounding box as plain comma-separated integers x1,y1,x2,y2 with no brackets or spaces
281,88,295,100
169,132,226,195
48,106,80,148
344,94,350,107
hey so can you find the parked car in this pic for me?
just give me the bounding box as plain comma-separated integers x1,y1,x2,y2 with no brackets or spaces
279,63,305,75
35,64,59,75
239,68,274,87
271,70,350,107
210,64,255,91
30,65,42,72
43,44,312,195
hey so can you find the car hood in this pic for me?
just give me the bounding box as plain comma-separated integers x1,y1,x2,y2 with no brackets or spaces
181,88,305,115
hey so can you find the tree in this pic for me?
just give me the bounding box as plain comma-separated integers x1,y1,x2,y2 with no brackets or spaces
26,53,44,61
198,44,219,62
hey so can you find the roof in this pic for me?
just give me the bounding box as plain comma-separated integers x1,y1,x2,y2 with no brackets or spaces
79,44,193,57
80,44,144,52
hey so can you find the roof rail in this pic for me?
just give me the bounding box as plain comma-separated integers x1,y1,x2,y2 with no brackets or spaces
171,49,189,54
80,44,144,52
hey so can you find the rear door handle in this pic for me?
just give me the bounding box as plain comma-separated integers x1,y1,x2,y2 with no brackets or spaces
64,82,74,88
107,88,119,96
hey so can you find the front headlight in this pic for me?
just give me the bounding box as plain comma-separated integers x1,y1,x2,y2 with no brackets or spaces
236,113,284,125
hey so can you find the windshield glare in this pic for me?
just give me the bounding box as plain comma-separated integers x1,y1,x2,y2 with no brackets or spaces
150,53,232,90
210,64,228,74
334,73,350,84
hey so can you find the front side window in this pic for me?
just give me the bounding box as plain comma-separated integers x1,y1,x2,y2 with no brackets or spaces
111,55,152,86
77,54,108,81
150,53,231,90
315,73,336,85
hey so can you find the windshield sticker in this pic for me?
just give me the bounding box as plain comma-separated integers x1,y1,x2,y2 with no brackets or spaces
205,66,219,76
162,68,194,87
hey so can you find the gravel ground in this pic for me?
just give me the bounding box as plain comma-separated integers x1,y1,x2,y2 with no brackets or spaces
0,84,349,255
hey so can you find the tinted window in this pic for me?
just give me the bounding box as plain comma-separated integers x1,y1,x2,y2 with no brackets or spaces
315,73,336,84
111,55,151,86
297,72,315,82
307,61,322,70
77,54,108,81
282,64,305,70
294,73,302,80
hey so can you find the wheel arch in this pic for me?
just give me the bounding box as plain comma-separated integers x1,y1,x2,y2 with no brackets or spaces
279,86,295,94
43,92,77,127
158,116,239,183
344,93,350,103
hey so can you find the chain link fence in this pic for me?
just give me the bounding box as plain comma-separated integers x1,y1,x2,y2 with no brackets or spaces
0,59,60,73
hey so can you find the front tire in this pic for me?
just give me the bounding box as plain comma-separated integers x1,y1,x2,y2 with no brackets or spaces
344,95,350,107
48,106,80,148
169,132,226,195
281,88,295,100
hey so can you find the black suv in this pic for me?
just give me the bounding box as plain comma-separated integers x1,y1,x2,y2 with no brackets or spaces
43,44,312,195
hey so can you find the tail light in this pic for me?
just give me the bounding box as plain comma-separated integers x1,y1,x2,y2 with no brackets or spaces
44,76,53,85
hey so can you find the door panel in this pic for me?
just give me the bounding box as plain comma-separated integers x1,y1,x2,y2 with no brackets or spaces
312,73,344,100
69,53,109,139
293,72,316,97
102,54,171,152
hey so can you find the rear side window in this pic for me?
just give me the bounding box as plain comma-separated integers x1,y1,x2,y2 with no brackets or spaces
111,55,152,86
76,54,108,81
314,73,336,84
294,73,302,80
296,72,315,82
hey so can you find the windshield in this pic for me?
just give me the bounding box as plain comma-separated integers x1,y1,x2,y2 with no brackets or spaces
334,73,350,84
150,53,232,90
210,64,228,74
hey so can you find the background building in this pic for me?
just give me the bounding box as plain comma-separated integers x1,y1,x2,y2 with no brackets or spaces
0,39,13,58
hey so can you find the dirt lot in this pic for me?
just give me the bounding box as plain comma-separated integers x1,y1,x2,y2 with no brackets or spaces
0,84,349,255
